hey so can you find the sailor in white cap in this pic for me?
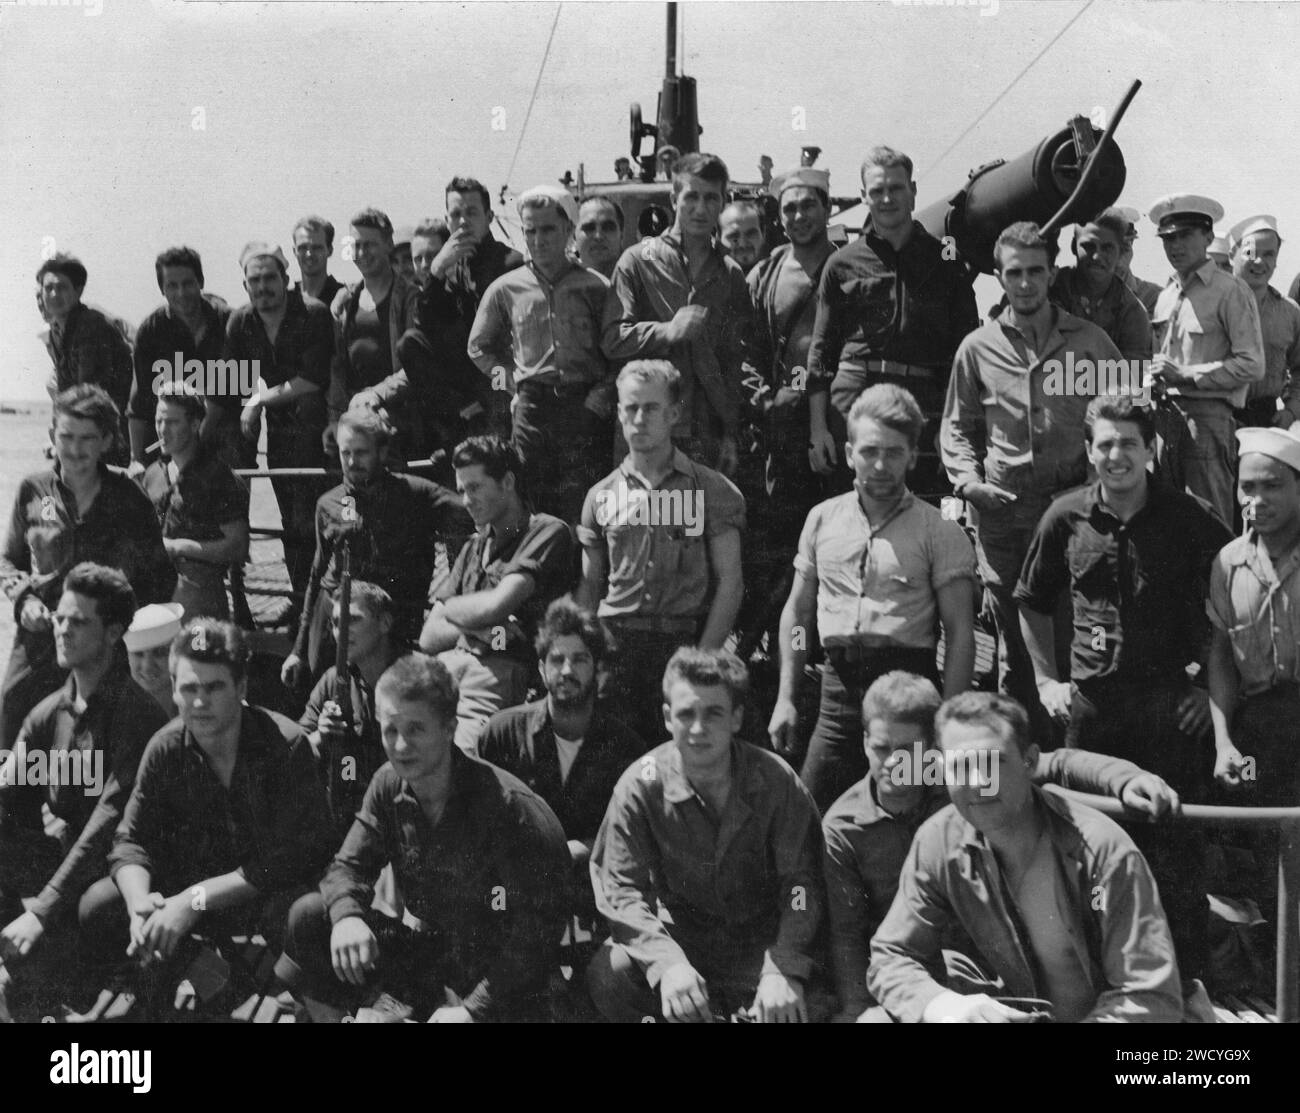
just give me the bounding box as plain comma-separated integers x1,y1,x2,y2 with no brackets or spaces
465,183,611,522
735,166,836,660
1208,235,1232,273
1207,425,1300,805
225,231,335,615
1226,214,1300,428
1114,205,1162,315
124,601,185,713
1147,192,1265,526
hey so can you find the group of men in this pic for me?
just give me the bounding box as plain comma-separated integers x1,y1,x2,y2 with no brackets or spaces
3,144,1300,1023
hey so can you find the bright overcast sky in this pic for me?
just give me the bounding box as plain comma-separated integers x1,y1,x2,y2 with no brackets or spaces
3,0,1298,397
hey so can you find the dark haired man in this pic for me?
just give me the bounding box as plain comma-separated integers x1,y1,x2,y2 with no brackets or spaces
418,436,573,755
398,179,525,449
738,167,838,658
1,385,172,747
719,200,767,274
771,384,975,812
36,253,133,465
808,146,979,499
291,216,346,309
1049,211,1153,363
602,152,752,475
575,196,623,279
138,383,249,621
587,647,825,1023
1015,393,1230,993
941,221,1122,740
282,407,470,688
410,219,451,290
868,691,1183,1023
78,619,332,1006
127,246,232,469
275,652,570,1022
0,565,168,1018
222,241,334,611
327,209,421,441
480,599,644,892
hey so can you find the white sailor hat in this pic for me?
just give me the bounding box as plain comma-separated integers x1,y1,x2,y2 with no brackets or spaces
1208,235,1231,258
392,224,416,248
123,602,185,653
1237,426,1300,472
769,167,830,199
516,184,579,227
239,240,290,273
1116,206,1142,240
1229,214,1281,249
1149,194,1224,238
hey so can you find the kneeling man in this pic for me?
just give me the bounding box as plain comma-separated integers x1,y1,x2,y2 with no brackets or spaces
867,691,1183,1022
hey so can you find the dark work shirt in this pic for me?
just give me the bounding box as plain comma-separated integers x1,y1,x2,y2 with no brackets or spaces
319,749,570,1020
807,220,979,388
1014,480,1232,683
434,512,574,663
127,295,231,428
0,666,169,920
479,698,645,842
417,237,525,337
222,290,334,432
293,472,473,658
43,302,134,419
109,705,333,894
294,275,346,312
0,464,175,615
139,449,250,546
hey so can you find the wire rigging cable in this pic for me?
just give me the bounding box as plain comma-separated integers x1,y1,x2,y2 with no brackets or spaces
920,0,1096,180
503,3,564,190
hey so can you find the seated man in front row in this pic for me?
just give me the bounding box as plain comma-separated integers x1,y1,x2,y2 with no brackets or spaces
276,652,571,1022
867,691,1184,1023
78,619,333,1011
587,647,825,1023
823,671,1182,1022
480,598,645,913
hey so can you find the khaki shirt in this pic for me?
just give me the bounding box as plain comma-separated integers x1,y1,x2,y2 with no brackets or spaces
1208,530,1300,696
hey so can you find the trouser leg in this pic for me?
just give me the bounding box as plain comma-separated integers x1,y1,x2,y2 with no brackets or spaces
1156,397,1235,528
511,388,611,525
1,630,64,750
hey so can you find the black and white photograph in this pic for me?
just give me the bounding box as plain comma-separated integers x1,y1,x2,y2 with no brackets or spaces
0,0,1296,1086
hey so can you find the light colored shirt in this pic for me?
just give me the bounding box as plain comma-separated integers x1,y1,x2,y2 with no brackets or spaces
940,307,1122,500
1253,286,1300,408
1208,530,1300,696
794,490,974,649
468,260,609,388
578,448,746,620
553,735,581,786
1151,260,1264,407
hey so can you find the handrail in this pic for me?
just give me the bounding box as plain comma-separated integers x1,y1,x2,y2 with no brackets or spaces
1051,787,1300,1023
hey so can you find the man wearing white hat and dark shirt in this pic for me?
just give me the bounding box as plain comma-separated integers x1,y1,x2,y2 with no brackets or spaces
1208,425,1300,806
1148,193,1264,526
1227,215,1300,429
124,602,185,715
469,184,613,524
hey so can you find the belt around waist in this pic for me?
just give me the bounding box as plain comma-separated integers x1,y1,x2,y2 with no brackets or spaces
516,377,592,400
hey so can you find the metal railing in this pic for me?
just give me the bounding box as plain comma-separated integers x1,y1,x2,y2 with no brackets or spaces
1050,787,1300,1022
